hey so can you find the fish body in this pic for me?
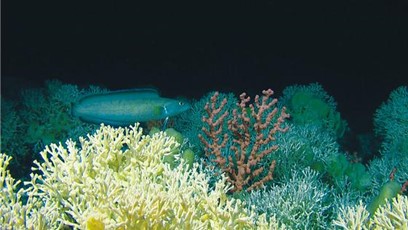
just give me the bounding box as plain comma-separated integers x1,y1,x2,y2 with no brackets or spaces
72,88,190,126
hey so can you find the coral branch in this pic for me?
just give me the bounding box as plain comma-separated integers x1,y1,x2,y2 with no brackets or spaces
200,89,289,193
198,92,229,167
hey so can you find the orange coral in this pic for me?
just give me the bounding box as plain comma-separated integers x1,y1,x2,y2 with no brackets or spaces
199,89,289,192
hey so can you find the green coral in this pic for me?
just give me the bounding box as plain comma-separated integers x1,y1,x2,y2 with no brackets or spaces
280,83,347,138
367,180,401,216
150,127,196,169
326,154,372,193
1,79,105,181
0,98,29,178
369,86,408,194
20,80,103,151
374,86,408,146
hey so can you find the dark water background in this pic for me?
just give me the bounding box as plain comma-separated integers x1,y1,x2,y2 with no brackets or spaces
2,0,408,134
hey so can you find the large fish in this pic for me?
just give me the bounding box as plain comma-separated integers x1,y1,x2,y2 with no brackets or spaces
72,88,190,126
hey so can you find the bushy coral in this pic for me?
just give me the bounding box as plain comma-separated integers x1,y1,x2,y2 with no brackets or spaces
279,83,347,138
1,123,280,229
0,154,27,227
326,154,372,193
3,82,408,229
243,167,333,229
332,200,371,229
173,91,238,151
20,80,105,150
150,127,196,169
369,86,408,193
374,86,408,147
0,99,29,176
368,156,408,196
367,178,402,216
333,86,408,229
268,122,371,197
198,89,290,192
371,194,408,229
270,124,340,180
1,80,105,181
333,194,408,229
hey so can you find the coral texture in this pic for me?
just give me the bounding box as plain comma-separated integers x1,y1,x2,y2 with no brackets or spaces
1,124,279,229
333,194,408,229
199,89,289,192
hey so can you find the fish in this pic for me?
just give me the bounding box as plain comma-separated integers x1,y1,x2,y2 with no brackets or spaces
72,88,190,126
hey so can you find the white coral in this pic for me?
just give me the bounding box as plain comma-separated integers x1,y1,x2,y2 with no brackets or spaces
1,123,278,229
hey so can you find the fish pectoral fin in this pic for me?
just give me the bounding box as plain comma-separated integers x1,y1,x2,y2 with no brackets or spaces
162,117,169,130
153,106,165,116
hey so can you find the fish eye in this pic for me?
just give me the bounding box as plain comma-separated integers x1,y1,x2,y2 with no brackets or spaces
179,101,184,106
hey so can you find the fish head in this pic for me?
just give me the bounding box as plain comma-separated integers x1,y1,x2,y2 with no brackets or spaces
163,99,191,116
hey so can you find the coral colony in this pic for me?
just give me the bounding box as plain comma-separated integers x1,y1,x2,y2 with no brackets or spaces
199,89,289,193
1,81,407,229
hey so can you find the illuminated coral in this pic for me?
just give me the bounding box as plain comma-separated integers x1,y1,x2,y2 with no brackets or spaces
1,123,279,229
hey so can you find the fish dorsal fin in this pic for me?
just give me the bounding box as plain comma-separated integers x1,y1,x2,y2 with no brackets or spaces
122,88,160,98
78,88,161,103
103,88,160,99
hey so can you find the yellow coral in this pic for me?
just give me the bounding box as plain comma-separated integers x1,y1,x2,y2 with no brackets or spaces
1,123,278,229
86,217,105,230
0,154,26,228
372,194,408,229
333,195,408,229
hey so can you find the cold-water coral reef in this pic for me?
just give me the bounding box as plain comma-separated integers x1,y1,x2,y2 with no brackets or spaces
369,86,408,193
0,123,281,229
279,83,348,139
244,167,333,229
1,80,407,229
333,194,408,229
0,80,104,181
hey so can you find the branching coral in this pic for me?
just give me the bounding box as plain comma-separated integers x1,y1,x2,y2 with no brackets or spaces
244,167,333,229
279,83,347,138
1,123,279,229
370,86,408,193
333,194,408,229
1,80,105,181
199,89,289,192
0,154,27,227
